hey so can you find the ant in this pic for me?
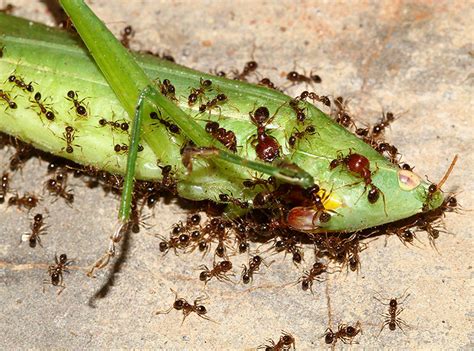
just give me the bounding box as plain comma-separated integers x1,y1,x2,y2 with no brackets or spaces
156,289,212,324
21,213,47,248
205,121,237,152
248,105,282,162
199,93,228,114
233,60,258,81
43,253,73,295
242,175,275,190
8,193,39,210
61,126,79,154
289,96,307,123
371,110,396,138
298,261,328,293
329,150,387,213
198,260,233,284
120,25,134,48
30,92,55,121
44,177,74,205
258,77,278,90
288,125,317,149
323,321,362,345
286,70,322,86
66,90,88,117
98,118,129,132
149,111,180,134
241,255,266,284
333,96,355,129
373,289,410,334
0,89,17,109
188,78,213,106
422,155,458,212
258,331,296,351
0,171,8,204
219,193,249,209
272,234,304,264
158,78,177,101
8,74,34,93
375,142,399,163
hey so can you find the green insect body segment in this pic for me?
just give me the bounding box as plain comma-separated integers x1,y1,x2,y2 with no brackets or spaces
0,6,443,232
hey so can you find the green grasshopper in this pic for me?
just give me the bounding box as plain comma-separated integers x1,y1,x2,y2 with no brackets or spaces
0,0,448,272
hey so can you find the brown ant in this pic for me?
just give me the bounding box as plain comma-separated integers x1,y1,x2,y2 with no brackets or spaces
66,90,88,117
43,253,73,295
289,97,307,123
120,25,134,48
98,117,129,132
248,105,282,162
233,60,258,81
288,125,317,149
156,289,213,324
188,78,212,106
205,121,237,152
0,89,17,109
374,289,410,334
30,92,55,121
242,175,275,190
323,321,362,345
218,193,249,209
286,70,321,86
258,77,279,90
332,96,355,129
0,4,14,14
0,171,8,204
199,93,228,114
258,331,296,351
8,74,34,93
149,110,180,134
298,261,328,293
198,260,233,284
371,110,396,138
330,151,387,213
8,192,39,210
44,177,74,205
241,255,266,284
375,142,399,163
21,213,47,248
272,234,304,264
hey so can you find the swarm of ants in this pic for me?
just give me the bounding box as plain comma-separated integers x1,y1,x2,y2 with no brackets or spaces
0,21,462,348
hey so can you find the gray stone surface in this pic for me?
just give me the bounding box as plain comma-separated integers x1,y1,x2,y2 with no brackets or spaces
0,0,472,349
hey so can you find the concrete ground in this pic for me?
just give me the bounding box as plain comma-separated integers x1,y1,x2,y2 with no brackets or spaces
0,0,472,349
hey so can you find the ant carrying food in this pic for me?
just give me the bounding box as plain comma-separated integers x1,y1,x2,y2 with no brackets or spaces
156,289,213,324
43,253,73,295
20,213,47,248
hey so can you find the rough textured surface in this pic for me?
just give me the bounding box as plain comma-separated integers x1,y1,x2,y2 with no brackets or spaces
0,0,472,349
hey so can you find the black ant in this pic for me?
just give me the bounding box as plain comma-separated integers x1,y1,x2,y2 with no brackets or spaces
233,60,258,81
205,121,237,152
258,331,296,351
286,70,321,86
120,25,134,48
323,322,362,345
199,93,228,114
66,90,88,117
98,118,129,132
374,289,410,334
198,260,233,284
149,111,180,134
30,92,55,121
21,213,47,248
8,74,34,93
0,89,17,109
43,253,72,295
61,126,79,154
158,78,177,101
0,171,8,204
156,289,212,324
288,125,317,149
188,78,212,106
8,192,39,210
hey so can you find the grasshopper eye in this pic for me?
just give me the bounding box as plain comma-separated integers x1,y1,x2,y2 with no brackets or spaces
398,170,421,191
